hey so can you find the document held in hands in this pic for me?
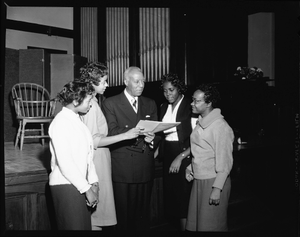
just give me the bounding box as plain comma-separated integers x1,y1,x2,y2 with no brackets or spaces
136,120,180,133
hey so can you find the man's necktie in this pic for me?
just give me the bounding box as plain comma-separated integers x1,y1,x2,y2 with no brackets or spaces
132,99,137,112
132,99,137,109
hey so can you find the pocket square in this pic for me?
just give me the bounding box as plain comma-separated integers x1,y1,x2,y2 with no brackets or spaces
145,115,151,118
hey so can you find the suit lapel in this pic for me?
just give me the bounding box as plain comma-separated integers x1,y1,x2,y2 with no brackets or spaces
176,97,191,121
159,103,168,120
136,97,145,122
119,92,138,123
160,97,191,122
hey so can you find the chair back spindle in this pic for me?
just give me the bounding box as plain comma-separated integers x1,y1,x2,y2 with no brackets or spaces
11,82,57,150
12,83,55,119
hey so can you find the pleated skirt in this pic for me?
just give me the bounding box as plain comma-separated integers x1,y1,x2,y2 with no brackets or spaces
91,147,117,227
186,177,231,231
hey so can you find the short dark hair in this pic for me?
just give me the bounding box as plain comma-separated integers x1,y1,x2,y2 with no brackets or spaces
196,83,221,108
79,61,108,86
57,80,94,106
160,73,187,94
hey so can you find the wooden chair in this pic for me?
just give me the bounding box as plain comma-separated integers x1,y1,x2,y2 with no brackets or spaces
11,83,57,150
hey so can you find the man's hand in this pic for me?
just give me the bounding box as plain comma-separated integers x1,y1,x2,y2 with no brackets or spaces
143,132,155,143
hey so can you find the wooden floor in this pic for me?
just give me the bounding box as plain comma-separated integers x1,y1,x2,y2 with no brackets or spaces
4,140,298,235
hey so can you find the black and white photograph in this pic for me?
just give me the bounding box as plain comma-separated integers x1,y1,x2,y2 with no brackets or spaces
1,1,299,236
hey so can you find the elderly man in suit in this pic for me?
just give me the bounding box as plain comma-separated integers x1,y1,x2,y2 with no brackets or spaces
102,66,158,230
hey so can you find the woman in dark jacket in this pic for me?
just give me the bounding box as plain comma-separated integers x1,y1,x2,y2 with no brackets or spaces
158,73,195,231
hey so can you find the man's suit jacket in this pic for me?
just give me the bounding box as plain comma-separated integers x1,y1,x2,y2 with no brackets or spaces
102,91,158,183
158,96,193,159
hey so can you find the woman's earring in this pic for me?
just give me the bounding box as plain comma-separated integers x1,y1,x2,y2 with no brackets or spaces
73,100,78,106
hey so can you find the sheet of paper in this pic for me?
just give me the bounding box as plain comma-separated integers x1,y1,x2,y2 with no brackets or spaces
136,120,181,133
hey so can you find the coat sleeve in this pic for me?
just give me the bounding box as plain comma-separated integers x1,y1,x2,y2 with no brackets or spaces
212,122,234,190
86,151,98,185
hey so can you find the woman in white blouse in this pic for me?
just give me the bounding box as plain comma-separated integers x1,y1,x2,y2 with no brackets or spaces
49,81,99,230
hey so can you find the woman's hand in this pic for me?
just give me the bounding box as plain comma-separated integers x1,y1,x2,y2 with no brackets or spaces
185,163,194,181
186,170,194,182
169,156,182,173
85,186,98,208
91,182,99,195
209,187,221,205
123,128,141,140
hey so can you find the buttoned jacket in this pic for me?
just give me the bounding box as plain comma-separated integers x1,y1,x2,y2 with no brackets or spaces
102,91,158,183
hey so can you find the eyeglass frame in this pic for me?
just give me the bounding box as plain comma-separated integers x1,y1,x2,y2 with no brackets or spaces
191,98,206,104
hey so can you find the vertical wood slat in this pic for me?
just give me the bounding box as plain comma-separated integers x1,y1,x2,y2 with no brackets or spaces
166,8,170,77
24,85,29,117
113,9,116,85
157,8,162,79
152,8,155,81
81,7,98,62
139,8,170,82
162,8,166,76
146,9,150,80
106,8,129,86
118,10,122,85
140,8,146,80
105,8,169,85
116,9,119,85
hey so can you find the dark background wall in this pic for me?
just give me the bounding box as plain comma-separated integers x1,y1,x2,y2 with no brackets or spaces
105,1,299,143
3,2,299,144
1,2,299,233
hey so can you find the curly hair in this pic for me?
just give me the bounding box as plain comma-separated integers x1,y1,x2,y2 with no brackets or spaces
57,80,95,107
79,61,108,86
196,83,221,108
160,73,187,94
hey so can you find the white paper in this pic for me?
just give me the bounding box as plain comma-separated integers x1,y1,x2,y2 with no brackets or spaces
136,120,180,133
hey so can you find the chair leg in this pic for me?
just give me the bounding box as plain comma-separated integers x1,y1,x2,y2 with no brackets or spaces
15,120,22,147
20,121,26,151
41,123,45,146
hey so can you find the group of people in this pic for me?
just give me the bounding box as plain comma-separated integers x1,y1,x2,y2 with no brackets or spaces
48,61,234,232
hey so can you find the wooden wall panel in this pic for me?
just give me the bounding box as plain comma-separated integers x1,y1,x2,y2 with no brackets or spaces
4,48,19,142
19,49,50,92
50,54,87,115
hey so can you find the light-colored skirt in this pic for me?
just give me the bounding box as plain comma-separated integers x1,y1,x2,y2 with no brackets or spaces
186,177,231,231
91,147,117,227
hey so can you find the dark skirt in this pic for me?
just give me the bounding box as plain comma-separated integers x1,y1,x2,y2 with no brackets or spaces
162,141,193,219
50,184,92,230
186,177,231,231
